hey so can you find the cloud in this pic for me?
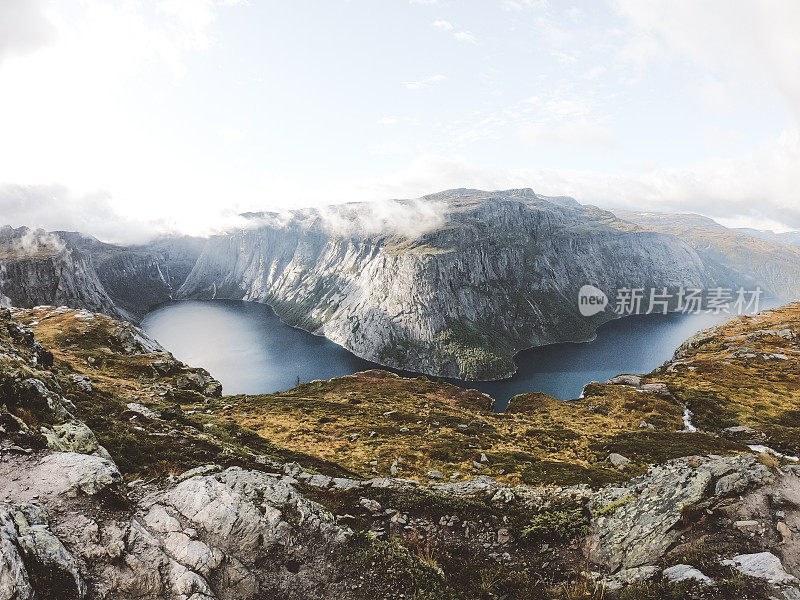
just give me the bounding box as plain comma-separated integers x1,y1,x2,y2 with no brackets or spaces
453,31,477,44
377,117,400,125
315,199,448,240
219,127,245,144
402,74,447,90
502,0,548,10
8,228,67,257
0,183,165,245
610,0,800,121
330,128,800,231
519,121,615,147
0,0,56,65
432,20,453,30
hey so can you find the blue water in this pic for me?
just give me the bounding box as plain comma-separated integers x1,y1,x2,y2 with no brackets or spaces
141,299,751,409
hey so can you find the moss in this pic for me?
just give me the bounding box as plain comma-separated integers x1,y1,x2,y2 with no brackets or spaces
519,506,588,544
343,535,463,600
521,460,626,488
592,431,746,465
593,495,633,517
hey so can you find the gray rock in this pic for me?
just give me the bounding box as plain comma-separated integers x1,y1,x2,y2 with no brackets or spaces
359,498,382,513
426,470,444,480
126,402,161,419
587,454,768,571
607,374,641,387
721,552,798,585
663,564,715,585
0,503,86,599
608,453,630,470
41,420,111,458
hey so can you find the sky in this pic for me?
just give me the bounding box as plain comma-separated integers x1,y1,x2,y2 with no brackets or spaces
0,0,799,243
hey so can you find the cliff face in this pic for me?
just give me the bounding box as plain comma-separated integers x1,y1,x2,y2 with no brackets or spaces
0,227,123,319
178,189,718,380
0,226,202,321
617,211,800,299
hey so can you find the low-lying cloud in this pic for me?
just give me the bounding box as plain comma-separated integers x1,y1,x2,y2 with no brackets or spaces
0,183,165,245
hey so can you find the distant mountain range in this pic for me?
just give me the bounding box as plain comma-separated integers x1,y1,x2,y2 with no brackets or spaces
3,189,800,380
733,227,800,247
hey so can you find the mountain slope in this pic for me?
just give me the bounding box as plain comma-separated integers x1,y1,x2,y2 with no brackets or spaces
616,211,800,299
0,226,202,320
3,304,800,599
178,189,739,380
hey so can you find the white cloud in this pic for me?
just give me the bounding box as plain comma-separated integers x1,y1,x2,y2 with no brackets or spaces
519,121,615,147
453,31,477,44
219,127,245,144
402,74,447,89
378,117,400,125
502,0,548,10
0,0,56,65
610,0,800,120
432,20,453,30
0,183,163,244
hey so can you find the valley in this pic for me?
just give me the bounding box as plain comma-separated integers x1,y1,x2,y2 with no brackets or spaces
2,301,800,598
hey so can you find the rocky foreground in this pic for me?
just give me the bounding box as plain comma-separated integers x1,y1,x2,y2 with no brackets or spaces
2,305,800,598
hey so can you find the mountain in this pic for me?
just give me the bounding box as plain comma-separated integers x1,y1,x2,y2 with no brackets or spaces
615,211,800,298
0,226,202,320
5,191,800,381
177,189,779,380
734,227,800,248
2,302,800,599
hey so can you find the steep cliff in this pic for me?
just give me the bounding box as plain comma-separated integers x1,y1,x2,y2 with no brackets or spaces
0,226,124,319
0,226,202,321
177,189,721,380
617,211,800,299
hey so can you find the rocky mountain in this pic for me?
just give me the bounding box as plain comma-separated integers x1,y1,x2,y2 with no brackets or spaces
177,189,787,380
3,303,800,599
616,211,800,299
735,228,800,248
0,226,202,321
5,190,800,381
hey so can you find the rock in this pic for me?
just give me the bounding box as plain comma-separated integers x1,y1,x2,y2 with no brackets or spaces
306,474,332,488
331,478,360,490
426,470,443,480
606,374,641,387
68,373,93,392
605,565,659,590
639,383,670,395
778,521,792,543
663,564,715,585
608,453,630,470
771,490,800,509
472,461,485,470
389,461,399,476
722,552,798,585
1,452,126,500
491,488,514,504
0,503,86,599
479,453,488,463
497,528,511,544
587,454,769,571
359,498,382,514
126,403,161,420
41,420,111,458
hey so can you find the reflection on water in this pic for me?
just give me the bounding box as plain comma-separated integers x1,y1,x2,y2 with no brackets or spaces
142,299,772,410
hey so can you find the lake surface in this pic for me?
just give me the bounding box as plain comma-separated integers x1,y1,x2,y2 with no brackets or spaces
141,299,755,410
